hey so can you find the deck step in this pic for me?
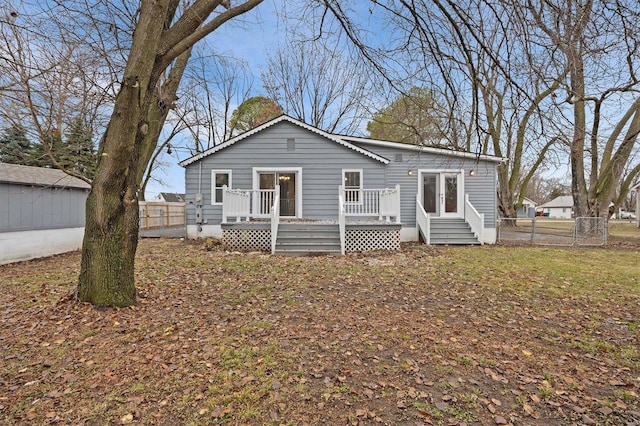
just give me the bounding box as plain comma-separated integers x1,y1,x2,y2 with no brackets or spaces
274,223,342,255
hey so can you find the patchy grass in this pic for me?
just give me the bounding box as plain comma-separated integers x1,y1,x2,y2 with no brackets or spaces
0,240,639,425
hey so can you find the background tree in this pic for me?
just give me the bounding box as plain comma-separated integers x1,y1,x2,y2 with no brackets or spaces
0,3,113,181
366,87,446,145
228,96,282,136
262,37,372,134
0,124,32,164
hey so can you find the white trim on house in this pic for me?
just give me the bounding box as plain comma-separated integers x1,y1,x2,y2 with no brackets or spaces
211,169,232,205
341,136,505,164
342,168,363,205
417,169,465,218
252,167,303,218
179,115,390,167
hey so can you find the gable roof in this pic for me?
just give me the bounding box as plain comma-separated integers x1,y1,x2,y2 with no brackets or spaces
538,195,573,209
159,192,185,202
179,115,390,167
341,136,505,163
0,163,91,189
521,197,536,206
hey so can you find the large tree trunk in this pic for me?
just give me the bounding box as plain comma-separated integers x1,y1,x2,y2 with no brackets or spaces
77,1,169,307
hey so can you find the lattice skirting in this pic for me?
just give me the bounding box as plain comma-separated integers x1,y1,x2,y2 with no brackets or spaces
223,228,270,251
345,228,400,252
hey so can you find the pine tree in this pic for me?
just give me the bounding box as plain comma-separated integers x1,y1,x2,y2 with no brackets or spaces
62,117,96,179
0,124,32,164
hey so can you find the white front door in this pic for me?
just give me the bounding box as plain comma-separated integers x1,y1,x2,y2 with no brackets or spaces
420,171,464,218
253,167,303,218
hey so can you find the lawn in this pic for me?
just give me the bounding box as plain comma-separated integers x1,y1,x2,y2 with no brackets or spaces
1,240,639,425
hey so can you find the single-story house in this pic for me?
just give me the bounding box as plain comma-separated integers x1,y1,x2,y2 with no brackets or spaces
537,195,573,219
516,197,537,218
179,115,504,254
0,163,90,264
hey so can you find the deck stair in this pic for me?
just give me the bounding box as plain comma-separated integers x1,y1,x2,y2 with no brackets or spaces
429,217,481,245
274,222,342,255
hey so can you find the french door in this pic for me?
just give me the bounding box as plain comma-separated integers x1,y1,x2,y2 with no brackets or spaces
421,171,463,217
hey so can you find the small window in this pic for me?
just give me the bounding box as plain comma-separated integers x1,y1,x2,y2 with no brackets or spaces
287,138,295,151
211,170,232,205
343,169,362,204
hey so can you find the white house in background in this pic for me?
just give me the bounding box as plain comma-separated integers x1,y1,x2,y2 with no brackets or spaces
0,163,90,264
538,195,573,219
516,197,537,218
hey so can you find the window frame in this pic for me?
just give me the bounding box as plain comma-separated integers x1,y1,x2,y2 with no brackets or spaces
211,170,232,205
342,169,363,205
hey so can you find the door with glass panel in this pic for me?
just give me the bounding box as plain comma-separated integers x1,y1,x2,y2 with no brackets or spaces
422,172,462,217
258,172,296,216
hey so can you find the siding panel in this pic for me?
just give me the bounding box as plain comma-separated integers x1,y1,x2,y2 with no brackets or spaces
183,121,499,229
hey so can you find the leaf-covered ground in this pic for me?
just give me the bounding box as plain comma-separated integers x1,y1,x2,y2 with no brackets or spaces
1,240,639,425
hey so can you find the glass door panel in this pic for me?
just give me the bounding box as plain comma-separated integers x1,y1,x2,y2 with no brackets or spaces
422,174,438,214
278,173,296,216
258,173,276,215
444,174,458,214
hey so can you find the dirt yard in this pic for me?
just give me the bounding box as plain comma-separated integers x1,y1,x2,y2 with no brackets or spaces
1,240,639,425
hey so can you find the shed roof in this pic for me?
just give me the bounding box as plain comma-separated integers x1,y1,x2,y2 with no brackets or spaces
0,163,91,189
538,195,573,209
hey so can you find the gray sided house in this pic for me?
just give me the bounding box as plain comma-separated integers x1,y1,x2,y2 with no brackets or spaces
0,163,90,264
516,197,537,219
180,115,503,254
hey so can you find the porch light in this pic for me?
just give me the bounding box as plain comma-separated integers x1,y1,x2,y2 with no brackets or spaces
407,169,413,176
469,169,476,176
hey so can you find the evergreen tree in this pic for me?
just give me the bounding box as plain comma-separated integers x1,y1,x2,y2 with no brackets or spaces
61,117,97,179
0,124,32,164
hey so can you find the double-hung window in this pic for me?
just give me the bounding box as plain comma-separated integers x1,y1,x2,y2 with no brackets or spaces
343,169,362,204
211,170,232,205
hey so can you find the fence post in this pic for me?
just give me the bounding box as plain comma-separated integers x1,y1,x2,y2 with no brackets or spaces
530,217,536,244
166,204,170,227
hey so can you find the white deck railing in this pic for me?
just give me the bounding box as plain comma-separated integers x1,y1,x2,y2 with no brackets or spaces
338,187,346,255
222,186,277,222
270,191,280,254
341,185,401,223
416,194,430,244
464,194,484,244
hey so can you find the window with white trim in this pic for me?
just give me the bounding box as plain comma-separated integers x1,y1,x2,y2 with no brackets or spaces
343,169,362,204
211,170,232,205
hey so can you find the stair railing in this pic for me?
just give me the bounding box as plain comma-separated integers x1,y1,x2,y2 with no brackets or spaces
338,185,346,255
416,194,430,245
270,185,280,254
464,194,484,244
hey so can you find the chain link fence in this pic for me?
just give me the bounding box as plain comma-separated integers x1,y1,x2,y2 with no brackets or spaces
498,217,607,246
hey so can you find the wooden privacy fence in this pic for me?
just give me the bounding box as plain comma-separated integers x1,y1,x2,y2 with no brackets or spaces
139,201,185,229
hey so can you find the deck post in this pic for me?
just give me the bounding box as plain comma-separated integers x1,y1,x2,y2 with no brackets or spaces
395,184,401,224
